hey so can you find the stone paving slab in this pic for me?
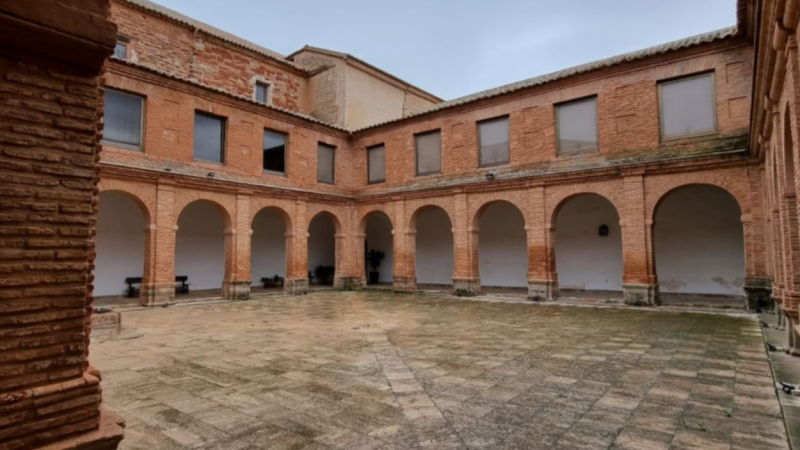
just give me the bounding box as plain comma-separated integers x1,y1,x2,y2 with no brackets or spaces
92,291,789,449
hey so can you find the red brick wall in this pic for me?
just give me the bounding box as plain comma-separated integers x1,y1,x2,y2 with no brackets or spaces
110,1,307,113
353,43,753,191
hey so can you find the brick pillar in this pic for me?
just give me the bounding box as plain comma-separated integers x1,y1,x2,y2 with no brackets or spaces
781,192,800,353
334,202,361,289
140,180,175,306
453,191,480,294
743,166,773,310
621,174,659,305
527,184,557,300
285,197,309,294
392,199,416,292
222,191,251,300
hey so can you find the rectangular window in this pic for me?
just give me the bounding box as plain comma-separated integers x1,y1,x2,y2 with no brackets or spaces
478,116,510,167
193,112,225,163
114,42,127,60
659,72,716,139
556,96,599,155
263,129,286,174
103,88,143,150
317,143,335,184
415,130,441,175
367,144,385,184
255,82,271,105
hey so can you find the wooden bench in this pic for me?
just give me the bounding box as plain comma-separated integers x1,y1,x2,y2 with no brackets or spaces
124,277,142,298
260,276,284,288
175,276,190,294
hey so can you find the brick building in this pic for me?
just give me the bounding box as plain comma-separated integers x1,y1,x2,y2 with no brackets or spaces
4,0,800,447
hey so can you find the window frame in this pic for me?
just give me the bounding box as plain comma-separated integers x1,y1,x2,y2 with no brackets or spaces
555,94,599,156
254,81,272,106
415,129,442,176
101,87,145,152
317,142,336,185
262,128,288,177
477,115,511,168
366,143,386,185
192,110,227,164
657,71,718,141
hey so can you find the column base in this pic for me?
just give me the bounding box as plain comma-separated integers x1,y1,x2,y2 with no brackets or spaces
284,278,309,295
393,276,416,293
623,283,659,306
744,277,773,311
223,280,250,300
453,277,480,296
334,276,362,290
38,408,125,450
527,279,558,301
139,284,174,307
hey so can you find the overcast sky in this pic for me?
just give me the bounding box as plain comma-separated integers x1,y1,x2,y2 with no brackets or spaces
151,0,737,100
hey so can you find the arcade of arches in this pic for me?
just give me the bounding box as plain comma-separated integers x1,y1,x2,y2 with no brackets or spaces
95,171,756,308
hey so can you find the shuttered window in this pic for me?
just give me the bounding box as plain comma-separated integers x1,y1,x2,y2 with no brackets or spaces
193,112,226,163
659,73,716,138
103,88,143,150
317,143,335,184
557,96,598,155
415,130,441,175
478,117,510,166
367,144,385,184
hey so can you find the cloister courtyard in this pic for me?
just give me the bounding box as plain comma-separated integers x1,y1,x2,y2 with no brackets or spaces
93,291,787,450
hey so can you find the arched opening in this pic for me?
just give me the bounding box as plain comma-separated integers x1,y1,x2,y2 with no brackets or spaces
476,201,528,293
251,207,290,294
413,206,454,290
554,194,623,299
308,212,338,287
362,211,393,288
785,109,797,193
175,200,228,298
95,191,147,299
654,185,745,304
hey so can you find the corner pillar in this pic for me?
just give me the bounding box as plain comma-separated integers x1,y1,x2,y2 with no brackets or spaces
527,184,557,300
286,198,309,294
622,174,659,306
453,191,480,295
140,181,176,306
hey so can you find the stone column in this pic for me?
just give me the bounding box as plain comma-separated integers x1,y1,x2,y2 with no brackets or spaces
527,184,557,300
285,197,309,294
621,174,659,305
452,191,480,294
222,191,251,300
141,180,176,306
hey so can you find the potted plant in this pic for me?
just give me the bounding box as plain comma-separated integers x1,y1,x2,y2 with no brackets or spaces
367,249,385,285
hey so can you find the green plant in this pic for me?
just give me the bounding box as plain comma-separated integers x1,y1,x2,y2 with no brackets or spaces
367,249,385,270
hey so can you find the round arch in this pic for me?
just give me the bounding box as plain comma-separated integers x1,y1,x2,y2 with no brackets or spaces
308,211,342,286
95,190,149,297
409,205,454,288
471,198,527,229
359,210,394,286
549,190,622,229
647,176,748,224
96,181,153,225
250,206,293,290
473,200,528,289
175,199,231,293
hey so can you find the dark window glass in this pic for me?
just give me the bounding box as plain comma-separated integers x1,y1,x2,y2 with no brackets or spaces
103,89,143,149
660,73,716,138
415,130,441,175
263,130,286,174
255,82,270,105
114,42,127,60
317,143,335,184
478,117,509,166
367,144,385,183
557,97,598,154
193,112,225,163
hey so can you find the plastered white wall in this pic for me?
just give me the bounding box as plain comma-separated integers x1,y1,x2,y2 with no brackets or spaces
479,202,528,287
95,192,145,296
251,210,286,286
365,213,393,282
308,214,336,278
416,208,454,285
555,195,623,291
655,186,745,295
175,201,225,291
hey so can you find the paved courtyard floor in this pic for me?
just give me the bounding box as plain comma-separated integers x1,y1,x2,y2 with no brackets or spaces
93,291,788,450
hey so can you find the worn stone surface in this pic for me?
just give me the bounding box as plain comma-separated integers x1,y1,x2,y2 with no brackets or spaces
93,291,787,449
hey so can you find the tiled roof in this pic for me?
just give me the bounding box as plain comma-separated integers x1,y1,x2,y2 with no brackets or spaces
354,27,739,132
287,45,443,102
119,0,306,72
107,57,349,132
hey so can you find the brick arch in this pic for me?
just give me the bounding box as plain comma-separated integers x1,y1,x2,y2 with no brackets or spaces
307,209,343,234
547,183,623,228
250,198,294,232
470,196,527,230
97,178,155,225
357,206,394,234
781,99,798,193
173,191,235,230
646,174,749,222
406,198,455,231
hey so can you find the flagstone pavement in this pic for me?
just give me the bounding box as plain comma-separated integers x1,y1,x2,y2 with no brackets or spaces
92,291,788,450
